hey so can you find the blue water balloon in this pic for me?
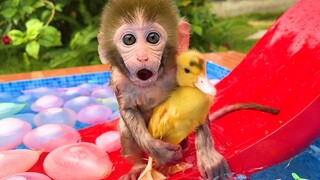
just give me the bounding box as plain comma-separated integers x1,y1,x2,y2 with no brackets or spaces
34,107,77,127
97,97,119,112
63,96,101,113
23,87,57,98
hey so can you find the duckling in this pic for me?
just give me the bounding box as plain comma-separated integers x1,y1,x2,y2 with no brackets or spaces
138,50,216,180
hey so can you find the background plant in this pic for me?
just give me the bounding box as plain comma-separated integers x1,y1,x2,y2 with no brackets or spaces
1,0,233,75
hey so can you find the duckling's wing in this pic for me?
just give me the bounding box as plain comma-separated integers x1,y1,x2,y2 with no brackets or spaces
148,103,179,140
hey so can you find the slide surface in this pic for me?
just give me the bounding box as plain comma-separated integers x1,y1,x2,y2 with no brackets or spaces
29,0,320,178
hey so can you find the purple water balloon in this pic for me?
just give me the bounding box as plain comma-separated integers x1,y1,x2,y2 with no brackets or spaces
63,96,101,113
0,118,32,150
97,97,119,112
23,124,81,152
77,105,112,124
31,95,64,112
34,107,77,127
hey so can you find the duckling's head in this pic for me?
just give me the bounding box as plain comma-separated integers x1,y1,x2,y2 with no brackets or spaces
176,50,216,96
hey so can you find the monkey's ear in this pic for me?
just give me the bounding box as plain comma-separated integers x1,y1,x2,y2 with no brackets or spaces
177,19,190,53
97,33,108,64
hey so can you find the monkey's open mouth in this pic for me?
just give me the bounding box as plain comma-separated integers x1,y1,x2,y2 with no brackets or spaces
137,69,153,81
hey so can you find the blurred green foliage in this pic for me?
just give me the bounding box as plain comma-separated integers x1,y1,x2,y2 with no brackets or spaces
0,0,231,74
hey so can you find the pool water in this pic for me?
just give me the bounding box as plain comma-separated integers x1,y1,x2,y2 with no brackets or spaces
0,62,319,179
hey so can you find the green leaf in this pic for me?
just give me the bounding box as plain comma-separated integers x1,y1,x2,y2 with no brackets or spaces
26,19,43,40
0,8,17,19
55,4,63,12
38,25,62,47
192,25,203,36
8,30,26,45
33,1,45,8
26,41,40,59
11,0,20,7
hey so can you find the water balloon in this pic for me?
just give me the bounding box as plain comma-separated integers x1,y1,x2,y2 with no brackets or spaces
63,96,101,113
0,149,42,178
77,105,112,124
77,83,101,92
91,87,115,98
12,95,35,113
97,97,119,112
109,110,121,120
95,131,121,153
0,118,32,150
31,95,64,112
44,142,113,180
23,124,81,152
0,172,51,180
11,113,36,128
22,87,57,98
0,103,25,119
34,107,77,127
57,88,82,101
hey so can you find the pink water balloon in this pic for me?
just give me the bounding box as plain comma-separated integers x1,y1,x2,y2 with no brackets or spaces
44,142,113,180
0,118,32,150
95,131,121,153
0,149,42,178
77,105,112,124
34,107,77,127
23,124,81,152
0,172,51,180
31,95,64,112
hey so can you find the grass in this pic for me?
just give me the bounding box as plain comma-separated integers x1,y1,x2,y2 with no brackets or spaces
0,12,284,75
217,11,284,53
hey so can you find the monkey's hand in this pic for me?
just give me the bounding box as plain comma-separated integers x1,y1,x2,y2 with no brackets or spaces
195,121,231,180
120,108,183,165
143,136,183,165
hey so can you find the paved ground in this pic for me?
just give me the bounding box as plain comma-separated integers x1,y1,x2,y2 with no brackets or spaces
212,0,298,17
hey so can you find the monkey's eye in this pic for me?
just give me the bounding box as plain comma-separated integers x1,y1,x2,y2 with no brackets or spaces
146,32,160,44
184,68,191,74
122,34,136,45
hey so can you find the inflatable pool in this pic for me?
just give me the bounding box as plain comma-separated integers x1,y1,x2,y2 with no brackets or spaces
2,0,320,179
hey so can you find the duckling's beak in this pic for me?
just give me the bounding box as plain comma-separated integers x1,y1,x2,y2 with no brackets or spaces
194,76,217,96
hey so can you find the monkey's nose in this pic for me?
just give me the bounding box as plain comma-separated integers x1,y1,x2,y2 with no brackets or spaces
137,69,153,81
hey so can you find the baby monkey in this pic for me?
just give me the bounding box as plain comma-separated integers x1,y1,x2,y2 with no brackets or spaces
98,0,279,179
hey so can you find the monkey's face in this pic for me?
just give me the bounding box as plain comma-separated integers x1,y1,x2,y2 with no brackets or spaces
114,21,168,87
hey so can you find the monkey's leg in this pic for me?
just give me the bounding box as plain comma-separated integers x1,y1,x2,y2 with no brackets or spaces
118,118,147,180
118,118,145,164
195,118,231,180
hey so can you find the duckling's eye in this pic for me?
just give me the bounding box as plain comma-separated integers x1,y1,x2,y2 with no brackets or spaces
184,68,191,74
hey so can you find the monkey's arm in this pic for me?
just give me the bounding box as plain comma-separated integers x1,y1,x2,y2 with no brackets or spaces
120,107,183,165
195,118,230,179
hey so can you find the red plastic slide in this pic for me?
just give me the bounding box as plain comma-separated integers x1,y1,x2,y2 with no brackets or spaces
29,0,320,178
